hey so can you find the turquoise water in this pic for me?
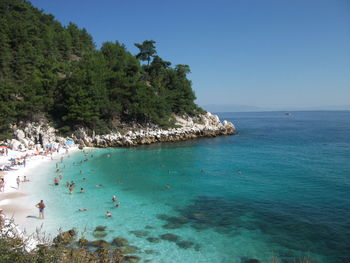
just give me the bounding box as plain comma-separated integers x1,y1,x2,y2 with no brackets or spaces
23,111,350,263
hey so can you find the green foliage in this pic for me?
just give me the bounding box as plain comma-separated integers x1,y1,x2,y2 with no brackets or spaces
134,40,157,65
0,0,203,138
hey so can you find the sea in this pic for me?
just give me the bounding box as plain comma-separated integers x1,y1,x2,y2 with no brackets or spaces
22,111,350,263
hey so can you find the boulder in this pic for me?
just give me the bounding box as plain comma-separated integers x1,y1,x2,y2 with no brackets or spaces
53,229,76,244
112,237,129,247
160,233,180,242
115,245,139,254
93,230,108,238
77,238,88,247
129,230,149,238
162,222,182,229
176,241,194,249
120,255,141,263
14,129,25,140
87,240,110,248
10,139,22,151
146,237,161,243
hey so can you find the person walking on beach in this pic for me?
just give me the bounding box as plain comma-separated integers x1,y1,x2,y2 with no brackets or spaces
0,178,5,192
36,200,46,219
16,176,20,189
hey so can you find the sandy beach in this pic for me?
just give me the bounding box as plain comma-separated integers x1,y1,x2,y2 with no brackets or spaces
0,147,78,234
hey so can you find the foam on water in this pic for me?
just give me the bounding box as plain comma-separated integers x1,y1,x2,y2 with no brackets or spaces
21,111,350,263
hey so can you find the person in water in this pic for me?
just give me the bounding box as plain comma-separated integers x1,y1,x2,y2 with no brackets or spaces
79,208,87,211
69,184,74,194
36,200,45,219
23,176,30,182
106,211,111,217
96,184,104,187
115,202,120,208
54,177,59,186
112,196,117,202
80,188,85,193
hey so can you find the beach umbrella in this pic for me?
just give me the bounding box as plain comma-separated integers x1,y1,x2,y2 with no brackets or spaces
66,140,74,145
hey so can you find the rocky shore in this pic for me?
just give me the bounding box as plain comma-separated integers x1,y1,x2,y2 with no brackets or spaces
3,112,235,150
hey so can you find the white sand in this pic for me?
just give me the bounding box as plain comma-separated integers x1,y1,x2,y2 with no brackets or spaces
0,147,79,234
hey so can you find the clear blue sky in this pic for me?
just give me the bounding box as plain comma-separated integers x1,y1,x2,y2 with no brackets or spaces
29,0,350,109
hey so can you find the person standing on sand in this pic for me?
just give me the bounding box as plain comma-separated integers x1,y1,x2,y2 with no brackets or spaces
16,176,20,189
36,200,45,219
0,178,5,192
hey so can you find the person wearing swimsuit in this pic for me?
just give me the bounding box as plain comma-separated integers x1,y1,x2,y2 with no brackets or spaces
36,200,46,219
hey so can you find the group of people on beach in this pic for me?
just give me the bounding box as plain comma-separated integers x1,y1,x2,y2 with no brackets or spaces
0,144,74,224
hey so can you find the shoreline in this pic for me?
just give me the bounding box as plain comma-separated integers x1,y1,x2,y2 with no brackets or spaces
0,147,79,236
0,112,235,246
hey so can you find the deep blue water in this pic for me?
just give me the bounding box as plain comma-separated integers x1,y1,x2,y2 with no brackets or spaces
24,111,350,263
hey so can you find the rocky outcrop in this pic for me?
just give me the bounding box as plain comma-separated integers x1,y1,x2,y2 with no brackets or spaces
6,121,69,151
2,112,235,150
53,229,76,245
73,112,236,148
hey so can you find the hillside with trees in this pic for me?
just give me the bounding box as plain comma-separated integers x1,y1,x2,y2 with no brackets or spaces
0,0,204,140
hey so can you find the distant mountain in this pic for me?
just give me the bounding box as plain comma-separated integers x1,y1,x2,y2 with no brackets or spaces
201,104,350,113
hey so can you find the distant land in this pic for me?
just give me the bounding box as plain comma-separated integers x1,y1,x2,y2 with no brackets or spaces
201,104,350,113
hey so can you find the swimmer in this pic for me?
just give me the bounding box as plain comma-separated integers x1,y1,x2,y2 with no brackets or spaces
59,174,63,180
69,185,74,194
66,182,70,187
54,177,59,186
106,211,112,217
112,196,117,202
114,202,120,208
80,188,85,193
80,170,83,175
96,184,104,187
79,208,88,212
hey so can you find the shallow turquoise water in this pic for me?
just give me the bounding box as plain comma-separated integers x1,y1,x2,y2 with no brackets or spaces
23,111,350,263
